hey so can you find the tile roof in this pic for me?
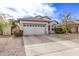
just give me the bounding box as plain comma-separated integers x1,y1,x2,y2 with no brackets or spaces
18,16,52,22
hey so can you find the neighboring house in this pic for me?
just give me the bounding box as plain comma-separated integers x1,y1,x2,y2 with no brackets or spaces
58,20,79,33
70,20,79,33
18,16,57,35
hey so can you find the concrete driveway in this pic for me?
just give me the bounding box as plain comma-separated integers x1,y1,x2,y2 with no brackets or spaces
23,34,79,56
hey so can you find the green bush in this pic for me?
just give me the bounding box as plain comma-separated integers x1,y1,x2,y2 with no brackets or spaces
14,30,23,37
54,28,65,34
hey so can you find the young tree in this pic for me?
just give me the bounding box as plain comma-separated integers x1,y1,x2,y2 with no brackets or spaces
59,11,72,34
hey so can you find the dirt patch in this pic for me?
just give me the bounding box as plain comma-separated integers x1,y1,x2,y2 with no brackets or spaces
0,36,25,56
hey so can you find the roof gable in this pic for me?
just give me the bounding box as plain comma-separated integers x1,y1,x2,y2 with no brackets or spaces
18,16,51,22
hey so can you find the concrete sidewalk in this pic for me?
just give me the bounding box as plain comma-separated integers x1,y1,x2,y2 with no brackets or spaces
42,47,79,56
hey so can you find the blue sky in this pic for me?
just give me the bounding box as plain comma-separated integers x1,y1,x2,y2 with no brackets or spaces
51,3,79,20
0,1,79,21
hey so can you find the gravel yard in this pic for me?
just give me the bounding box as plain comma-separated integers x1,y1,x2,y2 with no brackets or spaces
49,33,79,40
0,36,25,56
49,33,79,43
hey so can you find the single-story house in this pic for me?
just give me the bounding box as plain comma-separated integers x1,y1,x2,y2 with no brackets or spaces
18,16,57,35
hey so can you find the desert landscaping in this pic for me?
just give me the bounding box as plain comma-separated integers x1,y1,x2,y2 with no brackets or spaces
0,33,79,56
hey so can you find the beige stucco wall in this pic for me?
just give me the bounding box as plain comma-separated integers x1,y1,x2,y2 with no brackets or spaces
3,27,11,35
20,21,49,34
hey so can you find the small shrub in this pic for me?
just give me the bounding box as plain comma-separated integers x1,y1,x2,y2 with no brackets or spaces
14,30,23,37
54,28,65,34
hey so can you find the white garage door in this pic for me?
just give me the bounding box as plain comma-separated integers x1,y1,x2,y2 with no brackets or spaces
23,24,46,35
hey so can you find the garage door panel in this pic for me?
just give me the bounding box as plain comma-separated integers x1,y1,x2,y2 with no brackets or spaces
23,24,46,35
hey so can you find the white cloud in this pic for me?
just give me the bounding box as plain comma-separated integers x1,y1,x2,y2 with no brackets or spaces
0,0,57,19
